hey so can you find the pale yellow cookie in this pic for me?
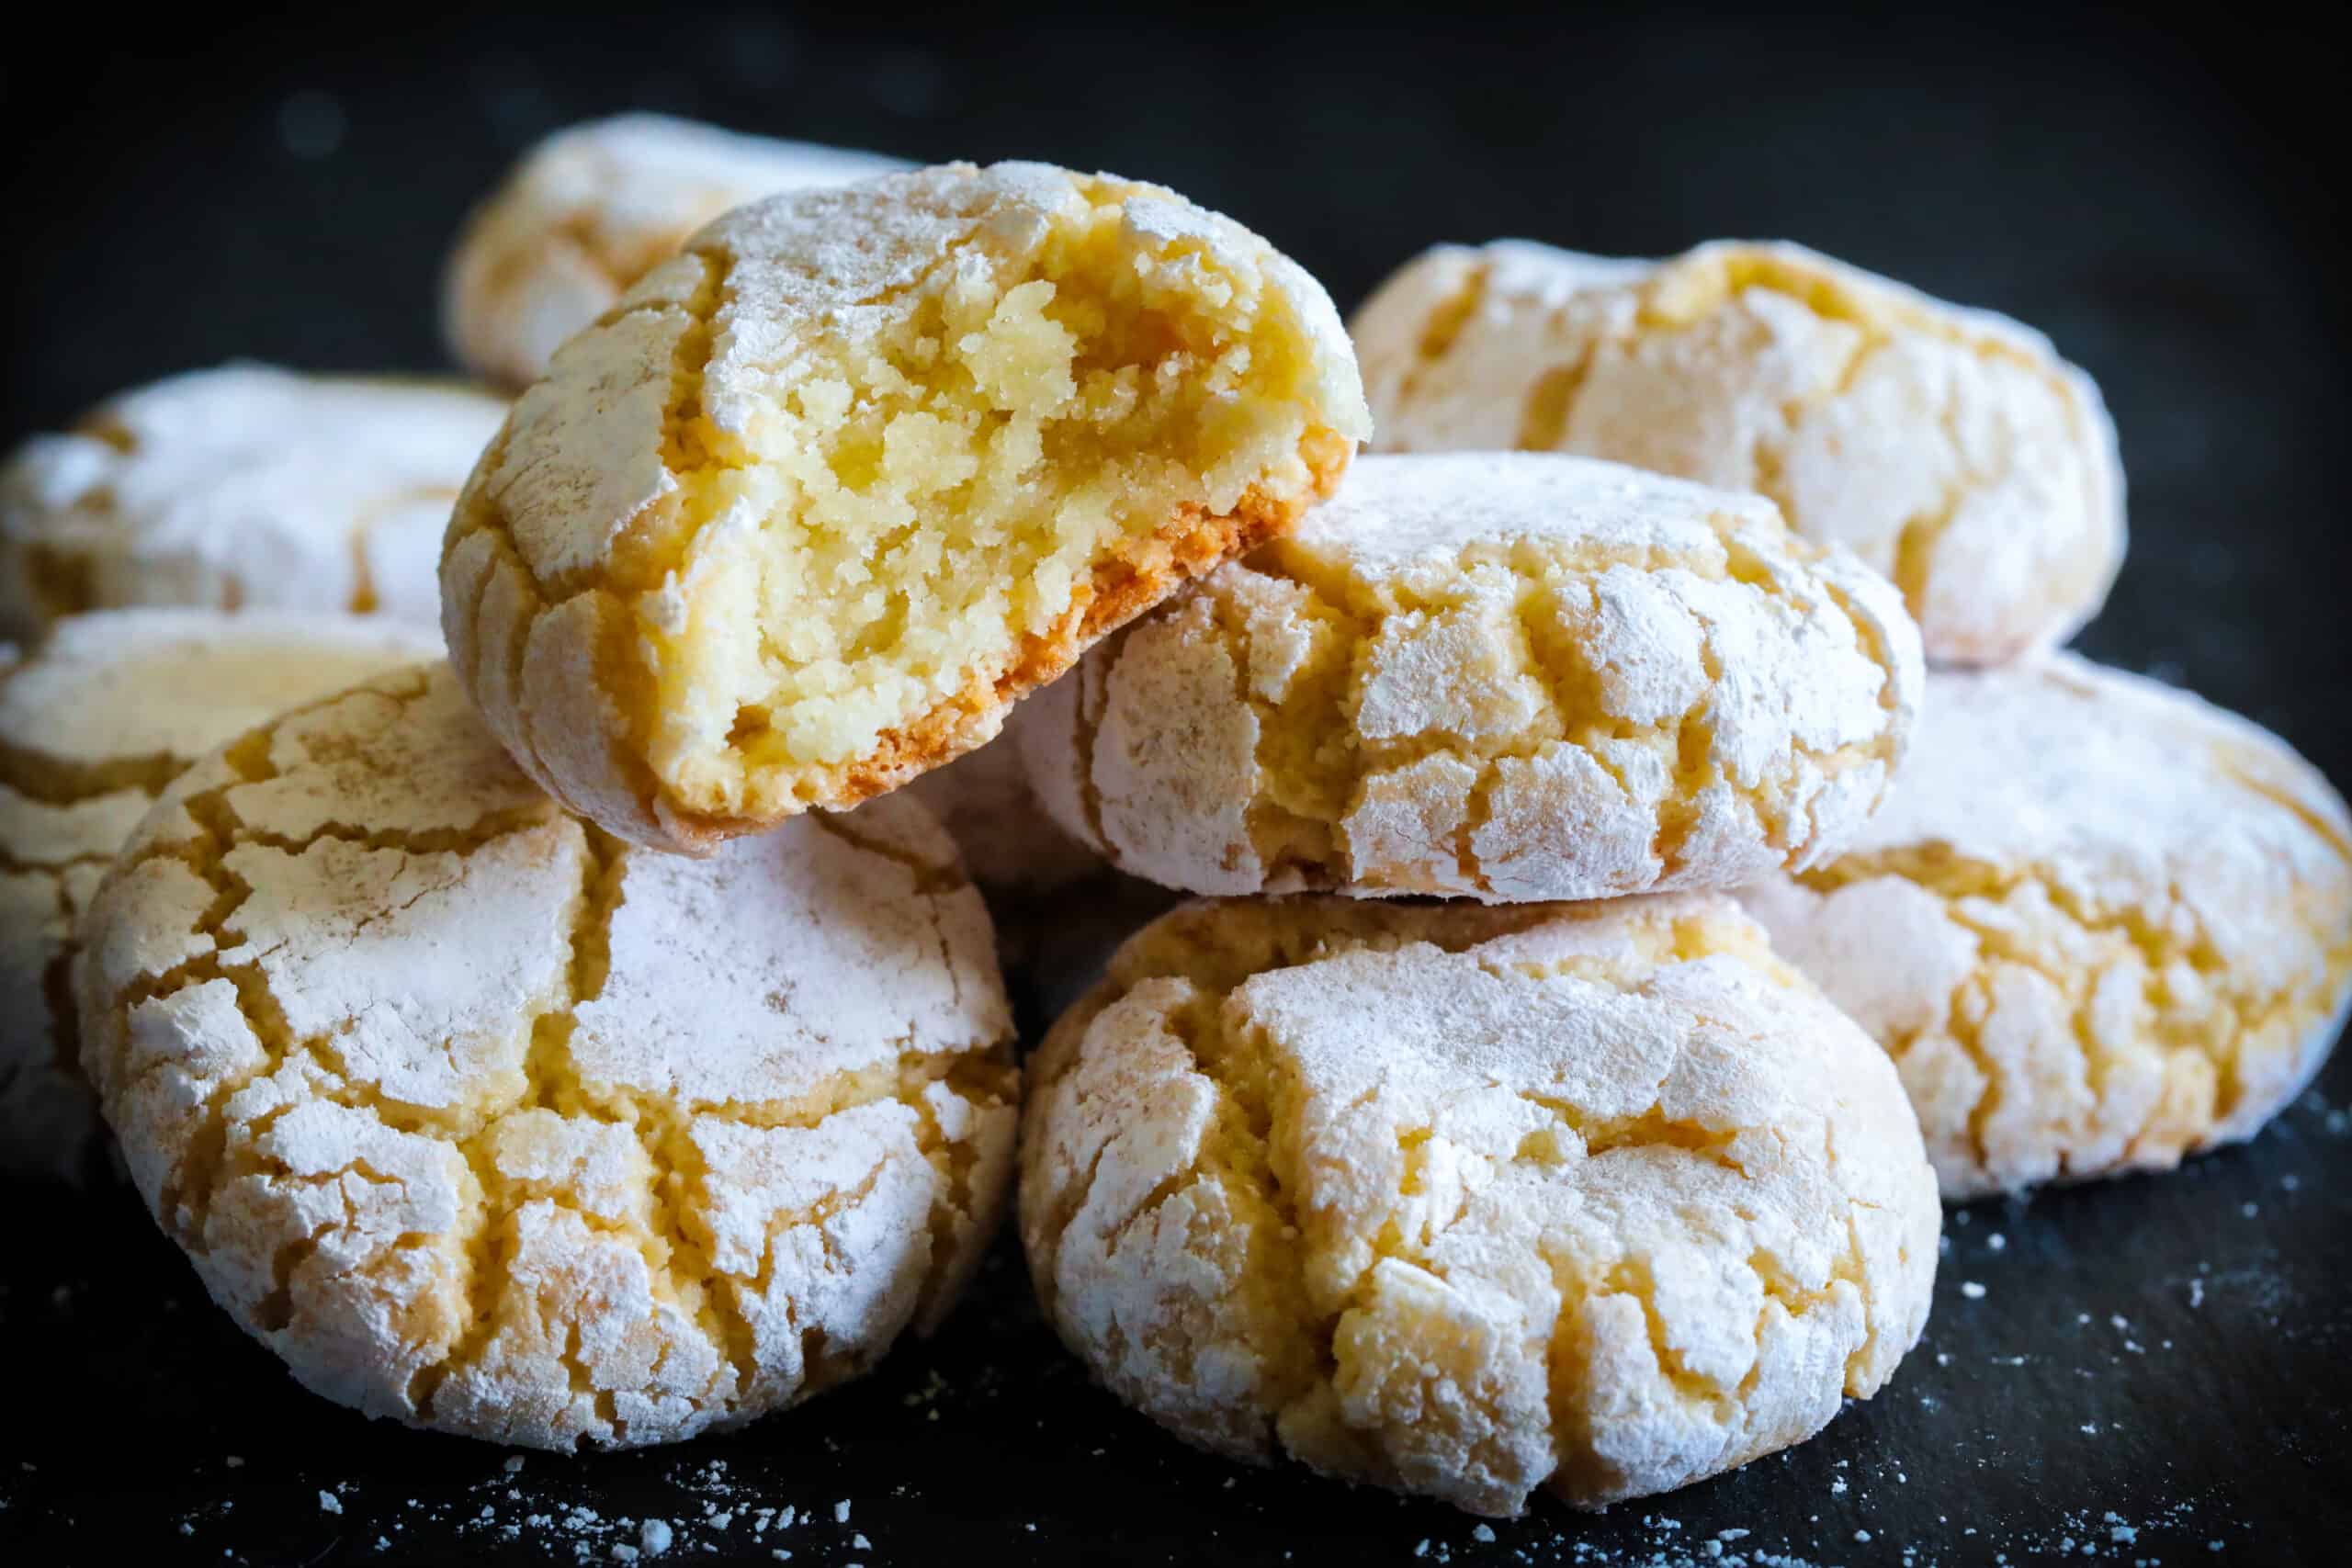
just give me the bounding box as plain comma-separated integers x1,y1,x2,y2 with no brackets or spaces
1020,895,1939,1516
1351,240,2124,665
1020,452,1920,902
442,160,1369,852
0,609,438,1180
443,114,908,388
75,664,1017,1448
1743,654,2352,1197
0,366,505,637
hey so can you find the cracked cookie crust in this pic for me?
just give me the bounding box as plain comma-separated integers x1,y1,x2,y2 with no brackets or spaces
0,365,506,637
1,609,437,1181
1743,654,2352,1198
1019,894,1939,1516
1019,453,1920,902
440,160,1369,853
1351,240,2123,665
74,663,1018,1450
443,114,908,389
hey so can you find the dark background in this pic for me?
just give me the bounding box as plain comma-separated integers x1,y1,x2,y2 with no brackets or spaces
4,5,2349,1564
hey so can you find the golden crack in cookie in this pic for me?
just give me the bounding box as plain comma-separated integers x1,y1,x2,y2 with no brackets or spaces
443,114,909,389
1351,240,2124,665
1743,653,2352,1198
74,663,1018,1450
0,366,506,637
1018,895,1939,1516
0,609,438,1180
440,160,1369,852
1020,452,1921,902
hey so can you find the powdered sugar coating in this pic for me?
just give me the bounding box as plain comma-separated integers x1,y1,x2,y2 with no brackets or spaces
0,366,506,637
1352,240,2124,665
1742,654,2352,1196
443,114,909,389
1022,453,1920,902
1020,895,1939,1515
0,610,437,1181
74,663,1016,1448
442,159,1367,852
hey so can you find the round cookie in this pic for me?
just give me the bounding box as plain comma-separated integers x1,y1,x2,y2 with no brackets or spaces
1743,653,2352,1198
0,366,505,637
74,664,1017,1448
441,160,1368,853
1020,452,1921,902
1020,895,1939,1516
1,609,439,1180
1351,240,2124,665
443,114,908,389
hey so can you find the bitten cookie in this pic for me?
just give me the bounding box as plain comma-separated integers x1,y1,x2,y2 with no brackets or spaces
0,366,506,637
1744,654,2352,1198
1,610,438,1180
443,114,908,388
1021,452,1920,902
1020,896,1939,1516
1351,240,2124,664
443,160,1369,852
74,665,1017,1449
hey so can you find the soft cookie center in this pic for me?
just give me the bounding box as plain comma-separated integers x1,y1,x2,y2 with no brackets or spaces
651,197,1335,814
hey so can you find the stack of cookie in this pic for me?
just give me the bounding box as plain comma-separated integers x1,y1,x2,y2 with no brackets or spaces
0,370,502,1181
0,115,2342,1527
1350,239,2352,1198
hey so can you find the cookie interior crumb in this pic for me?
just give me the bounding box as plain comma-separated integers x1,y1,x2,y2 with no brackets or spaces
636,185,1345,819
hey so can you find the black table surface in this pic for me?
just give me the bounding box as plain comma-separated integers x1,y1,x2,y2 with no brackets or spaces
5,8,2349,1565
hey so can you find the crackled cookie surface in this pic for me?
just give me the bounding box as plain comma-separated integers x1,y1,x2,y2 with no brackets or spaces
1351,240,2123,664
1020,895,1939,1515
1,610,438,1180
1021,453,1920,902
444,114,908,388
1745,654,2352,1198
0,366,505,637
443,160,1368,852
75,665,1017,1448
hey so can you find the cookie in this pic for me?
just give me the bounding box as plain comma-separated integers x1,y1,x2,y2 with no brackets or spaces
1351,240,2123,664
1020,452,1920,902
0,366,505,637
0,610,438,1180
443,114,908,389
74,664,1017,1448
896,705,1100,897
1020,895,1939,1516
1743,653,2352,1197
442,160,1369,852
